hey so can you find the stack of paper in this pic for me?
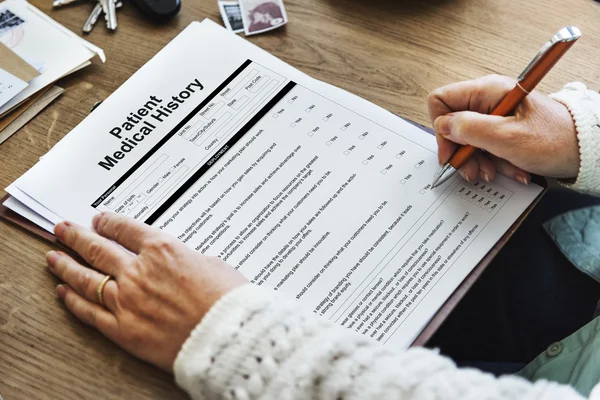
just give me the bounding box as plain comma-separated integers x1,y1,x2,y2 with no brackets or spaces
2,20,543,348
0,0,104,144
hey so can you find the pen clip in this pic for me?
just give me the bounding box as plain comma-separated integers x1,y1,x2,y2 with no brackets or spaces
518,26,582,81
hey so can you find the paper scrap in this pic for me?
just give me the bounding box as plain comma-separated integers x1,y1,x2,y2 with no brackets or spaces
0,85,63,145
0,42,40,82
0,67,28,108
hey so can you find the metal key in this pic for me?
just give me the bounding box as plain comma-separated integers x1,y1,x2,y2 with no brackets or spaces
82,2,102,33
101,0,118,30
53,0,83,7
83,1,122,33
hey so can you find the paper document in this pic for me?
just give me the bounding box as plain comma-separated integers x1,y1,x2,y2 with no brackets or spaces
0,67,27,107
0,0,104,116
6,20,543,348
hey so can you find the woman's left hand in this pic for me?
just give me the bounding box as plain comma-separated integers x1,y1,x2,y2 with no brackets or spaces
47,212,247,372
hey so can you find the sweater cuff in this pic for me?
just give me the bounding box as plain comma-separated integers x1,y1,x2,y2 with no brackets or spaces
173,283,272,397
549,82,600,195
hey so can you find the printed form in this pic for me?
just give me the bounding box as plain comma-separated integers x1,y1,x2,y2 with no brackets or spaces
8,20,543,348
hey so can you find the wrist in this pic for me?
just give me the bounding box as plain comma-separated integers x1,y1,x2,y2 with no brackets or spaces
549,82,600,193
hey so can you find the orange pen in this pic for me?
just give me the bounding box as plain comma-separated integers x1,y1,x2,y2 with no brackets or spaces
431,26,582,189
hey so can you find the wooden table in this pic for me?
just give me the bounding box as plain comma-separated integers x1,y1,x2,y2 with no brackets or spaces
1,0,599,398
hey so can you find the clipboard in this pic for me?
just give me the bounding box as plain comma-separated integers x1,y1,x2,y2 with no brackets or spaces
0,118,548,346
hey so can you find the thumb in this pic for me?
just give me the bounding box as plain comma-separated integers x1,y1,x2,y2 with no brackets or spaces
433,111,518,156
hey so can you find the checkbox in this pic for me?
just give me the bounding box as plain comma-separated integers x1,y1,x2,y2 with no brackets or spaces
414,163,421,169
307,132,314,137
326,141,332,146
287,99,295,103
323,117,330,122
290,123,296,127
305,108,312,113
419,189,425,195
395,154,402,159
340,126,347,131
358,135,365,140
273,113,279,118
158,177,164,182
400,179,406,185
381,169,388,175
468,196,476,203
377,145,383,149
343,150,350,155
169,167,175,172
362,160,369,165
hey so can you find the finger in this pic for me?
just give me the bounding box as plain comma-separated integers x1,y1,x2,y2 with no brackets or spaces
458,156,479,183
54,221,132,277
92,212,159,254
435,132,458,165
488,154,531,185
428,75,515,124
48,251,118,311
433,111,520,160
57,284,118,338
476,152,496,183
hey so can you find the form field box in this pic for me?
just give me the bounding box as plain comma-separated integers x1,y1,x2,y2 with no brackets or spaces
395,153,402,159
419,189,425,195
305,107,312,113
249,75,271,93
326,141,332,146
225,69,258,99
362,160,369,165
290,123,296,127
231,96,249,110
380,170,388,175
414,163,422,169
272,113,279,118
400,179,406,185
343,150,350,155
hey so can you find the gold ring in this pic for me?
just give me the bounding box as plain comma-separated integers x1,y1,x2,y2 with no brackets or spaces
97,275,112,307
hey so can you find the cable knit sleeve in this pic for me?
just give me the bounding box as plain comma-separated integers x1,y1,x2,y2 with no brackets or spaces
174,284,585,400
549,83,600,195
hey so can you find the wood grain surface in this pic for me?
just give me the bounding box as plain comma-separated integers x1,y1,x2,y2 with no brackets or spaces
1,0,599,398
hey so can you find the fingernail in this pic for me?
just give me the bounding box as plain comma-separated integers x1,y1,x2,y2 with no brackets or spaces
56,284,67,299
463,172,471,183
54,222,70,240
483,173,490,183
46,251,60,267
434,115,452,136
516,174,529,185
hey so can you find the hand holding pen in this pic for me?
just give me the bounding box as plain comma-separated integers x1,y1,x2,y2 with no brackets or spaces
430,27,581,188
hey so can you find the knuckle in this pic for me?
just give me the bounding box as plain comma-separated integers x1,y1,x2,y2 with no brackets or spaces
112,220,128,242
485,74,514,87
78,270,96,296
427,88,442,104
145,237,174,253
83,306,98,326
95,213,109,234
86,241,105,266
453,115,470,137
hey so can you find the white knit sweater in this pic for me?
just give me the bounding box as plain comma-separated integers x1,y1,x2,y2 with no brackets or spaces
174,84,600,400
